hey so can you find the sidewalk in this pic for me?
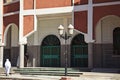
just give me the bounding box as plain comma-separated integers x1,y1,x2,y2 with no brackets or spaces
0,72,120,80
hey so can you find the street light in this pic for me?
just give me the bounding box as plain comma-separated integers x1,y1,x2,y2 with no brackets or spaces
58,24,74,76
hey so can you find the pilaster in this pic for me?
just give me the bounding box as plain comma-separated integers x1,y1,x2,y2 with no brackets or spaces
88,43,93,68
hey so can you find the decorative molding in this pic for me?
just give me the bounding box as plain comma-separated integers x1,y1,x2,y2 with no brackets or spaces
3,11,19,17
22,5,88,16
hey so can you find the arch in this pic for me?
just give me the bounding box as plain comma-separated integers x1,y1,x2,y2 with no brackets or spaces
71,34,88,67
4,23,18,46
95,15,120,68
3,23,19,67
41,35,60,67
41,35,60,46
95,15,120,43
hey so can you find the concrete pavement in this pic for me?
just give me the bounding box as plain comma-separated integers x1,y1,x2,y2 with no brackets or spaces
0,72,120,80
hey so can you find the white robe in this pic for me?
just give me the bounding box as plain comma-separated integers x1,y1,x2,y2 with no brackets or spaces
5,59,11,76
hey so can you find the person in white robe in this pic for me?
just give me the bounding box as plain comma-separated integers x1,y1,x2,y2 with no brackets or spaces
4,59,11,76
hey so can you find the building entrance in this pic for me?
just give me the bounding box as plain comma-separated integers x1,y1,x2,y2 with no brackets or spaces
41,35,60,67
71,34,88,67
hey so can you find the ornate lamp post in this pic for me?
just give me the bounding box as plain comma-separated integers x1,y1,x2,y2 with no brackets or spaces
58,24,74,76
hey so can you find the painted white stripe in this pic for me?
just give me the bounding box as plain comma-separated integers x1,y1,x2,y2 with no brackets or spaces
86,0,94,43
19,0,24,43
74,5,88,12
23,5,88,16
21,1,120,16
72,0,74,26
3,11,19,17
93,1,120,7
23,6,73,15
3,0,19,6
0,0,3,41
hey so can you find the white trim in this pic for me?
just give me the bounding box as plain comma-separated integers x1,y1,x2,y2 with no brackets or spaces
21,1,120,16
85,0,94,43
0,0,3,44
34,0,37,32
23,6,73,15
3,11,19,17
19,0,24,43
22,5,88,16
24,0,37,38
4,23,18,45
74,29,87,35
36,6,73,15
93,1,120,7
22,10,34,15
72,0,74,26
4,0,19,6
74,5,88,12
24,30,35,38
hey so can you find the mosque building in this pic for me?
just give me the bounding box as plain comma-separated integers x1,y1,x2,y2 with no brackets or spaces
0,0,120,69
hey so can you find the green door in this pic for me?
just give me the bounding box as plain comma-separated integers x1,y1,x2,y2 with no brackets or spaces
113,27,120,55
41,35,60,67
71,34,88,67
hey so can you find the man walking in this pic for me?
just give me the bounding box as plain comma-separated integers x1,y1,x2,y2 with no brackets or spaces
5,59,11,76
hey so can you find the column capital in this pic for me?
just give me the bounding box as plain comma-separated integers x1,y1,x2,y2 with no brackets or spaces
19,37,27,45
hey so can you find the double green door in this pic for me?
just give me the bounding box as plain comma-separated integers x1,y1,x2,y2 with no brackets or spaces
71,45,88,67
41,46,60,67
71,34,88,67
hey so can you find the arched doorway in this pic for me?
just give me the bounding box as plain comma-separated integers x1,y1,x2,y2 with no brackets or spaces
4,24,19,67
71,34,88,67
113,27,120,55
95,15,120,68
41,35,60,67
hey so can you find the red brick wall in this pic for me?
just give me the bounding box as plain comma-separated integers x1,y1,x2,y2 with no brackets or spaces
74,0,88,5
4,2,20,14
74,11,87,33
93,0,120,3
93,4,120,38
93,4,120,28
36,0,71,9
3,14,19,28
3,14,19,42
23,15,34,36
24,0,34,10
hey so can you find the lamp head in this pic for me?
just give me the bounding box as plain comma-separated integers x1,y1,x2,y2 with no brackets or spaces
68,24,74,35
58,25,64,35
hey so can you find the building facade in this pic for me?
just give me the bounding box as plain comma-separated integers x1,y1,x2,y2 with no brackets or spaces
0,0,120,69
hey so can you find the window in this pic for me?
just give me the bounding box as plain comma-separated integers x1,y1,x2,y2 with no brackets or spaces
113,27,120,55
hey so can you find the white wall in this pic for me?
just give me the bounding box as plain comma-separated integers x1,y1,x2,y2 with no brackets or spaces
27,13,79,45
11,25,19,47
95,15,120,44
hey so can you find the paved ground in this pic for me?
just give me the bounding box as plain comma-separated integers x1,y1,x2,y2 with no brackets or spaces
0,72,120,80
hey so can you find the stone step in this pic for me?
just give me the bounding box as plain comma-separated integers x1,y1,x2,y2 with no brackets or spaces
13,67,89,76
15,67,79,71
0,67,17,75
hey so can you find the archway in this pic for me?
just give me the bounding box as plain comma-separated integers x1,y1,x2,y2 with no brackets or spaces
95,15,120,68
71,34,88,67
4,24,19,67
41,35,60,67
